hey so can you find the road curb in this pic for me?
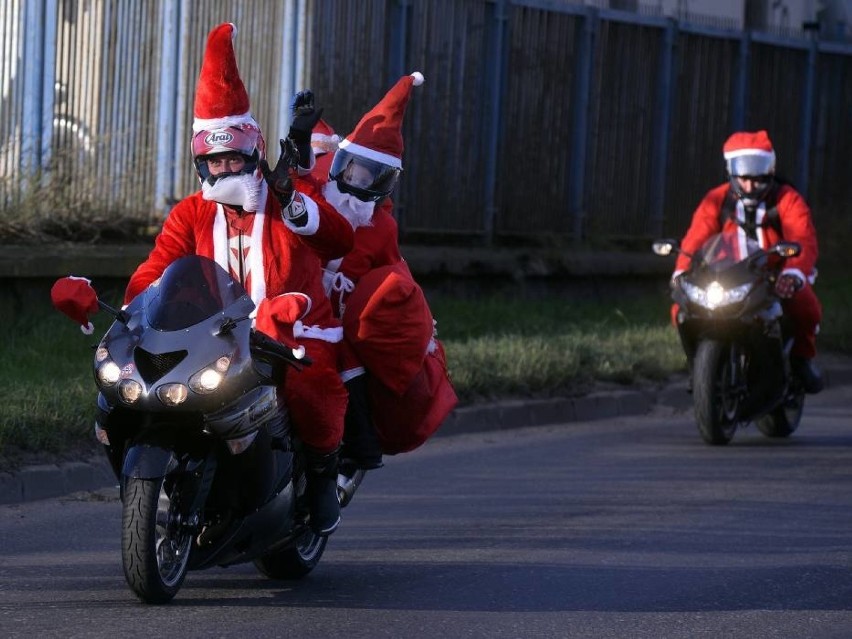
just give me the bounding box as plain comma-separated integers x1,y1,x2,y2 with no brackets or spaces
0,387,656,506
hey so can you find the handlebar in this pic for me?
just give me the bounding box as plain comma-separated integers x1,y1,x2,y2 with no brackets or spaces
249,329,312,369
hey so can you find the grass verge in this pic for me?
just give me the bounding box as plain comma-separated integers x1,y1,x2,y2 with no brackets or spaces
1,272,849,470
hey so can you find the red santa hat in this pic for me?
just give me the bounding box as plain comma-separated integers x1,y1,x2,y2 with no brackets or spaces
722,130,776,173
192,23,259,134
338,71,425,169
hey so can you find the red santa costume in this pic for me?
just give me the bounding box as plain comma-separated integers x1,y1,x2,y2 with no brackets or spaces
125,23,353,452
673,130,821,360
298,72,457,454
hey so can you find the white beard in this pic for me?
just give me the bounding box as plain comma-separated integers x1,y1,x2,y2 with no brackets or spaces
322,180,375,229
202,173,263,211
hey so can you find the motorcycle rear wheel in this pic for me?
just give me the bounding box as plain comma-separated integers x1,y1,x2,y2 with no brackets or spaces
253,528,327,579
756,391,805,438
693,340,739,446
121,475,192,604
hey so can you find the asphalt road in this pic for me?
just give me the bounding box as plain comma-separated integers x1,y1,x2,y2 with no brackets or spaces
1,383,852,639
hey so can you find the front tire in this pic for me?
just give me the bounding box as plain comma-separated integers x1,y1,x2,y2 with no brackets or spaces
121,476,192,604
254,527,327,579
693,340,739,446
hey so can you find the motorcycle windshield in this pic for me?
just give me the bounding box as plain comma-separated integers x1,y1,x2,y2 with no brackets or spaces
694,229,761,271
145,255,249,330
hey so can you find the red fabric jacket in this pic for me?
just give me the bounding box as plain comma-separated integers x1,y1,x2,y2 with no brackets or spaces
674,182,818,285
125,188,354,334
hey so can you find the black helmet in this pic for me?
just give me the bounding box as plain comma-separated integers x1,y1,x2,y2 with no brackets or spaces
329,149,401,202
723,130,776,207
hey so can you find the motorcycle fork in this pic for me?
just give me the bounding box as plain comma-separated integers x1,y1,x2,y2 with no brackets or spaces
178,455,218,536
726,344,750,400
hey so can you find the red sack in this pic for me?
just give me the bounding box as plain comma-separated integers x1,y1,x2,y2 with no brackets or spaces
342,262,433,395
369,339,458,454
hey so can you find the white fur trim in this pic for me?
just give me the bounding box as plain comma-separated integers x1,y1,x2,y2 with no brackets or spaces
192,111,258,133
293,323,343,343
337,139,402,169
723,148,775,161
340,366,366,383
212,199,267,305
410,71,424,86
213,204,229,270
284,193,320,235
248,205,267,304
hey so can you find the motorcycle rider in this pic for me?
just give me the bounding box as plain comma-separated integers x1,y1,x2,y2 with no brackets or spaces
672,130,823,394
124,23,354,536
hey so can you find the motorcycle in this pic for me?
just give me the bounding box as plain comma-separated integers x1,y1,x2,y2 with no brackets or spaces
652,229,805,445
52,255,366,604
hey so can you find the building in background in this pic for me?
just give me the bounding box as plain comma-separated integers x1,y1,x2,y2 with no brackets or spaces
583,0,850,39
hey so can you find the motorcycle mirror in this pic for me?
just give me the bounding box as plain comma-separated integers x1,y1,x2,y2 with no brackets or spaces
774,242,801,258
652,239,678,256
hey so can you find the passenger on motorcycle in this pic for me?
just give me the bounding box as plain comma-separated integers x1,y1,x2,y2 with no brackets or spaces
264,74,457,470
125,23,355,536
672,130,823,393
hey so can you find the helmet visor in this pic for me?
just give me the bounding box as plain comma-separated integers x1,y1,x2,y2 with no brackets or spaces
329,149,401,202
727,153,774,178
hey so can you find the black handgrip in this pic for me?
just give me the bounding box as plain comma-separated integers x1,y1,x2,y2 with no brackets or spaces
250,330,313,368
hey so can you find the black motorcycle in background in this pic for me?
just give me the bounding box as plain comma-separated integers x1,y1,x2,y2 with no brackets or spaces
54,255,353,604
653,229,805,445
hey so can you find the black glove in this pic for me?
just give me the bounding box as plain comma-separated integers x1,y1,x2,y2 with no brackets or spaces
259,137,299,208
288,90,323,146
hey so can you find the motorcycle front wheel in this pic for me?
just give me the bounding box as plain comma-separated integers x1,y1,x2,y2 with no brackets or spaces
693,340,739,445
121,475,193,604
254,528,327,579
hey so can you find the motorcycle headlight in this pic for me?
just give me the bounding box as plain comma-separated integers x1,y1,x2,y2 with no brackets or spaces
97,360,121,386
682,280,752,310
189,355,231,394
157,383,188,406
118,379,143,404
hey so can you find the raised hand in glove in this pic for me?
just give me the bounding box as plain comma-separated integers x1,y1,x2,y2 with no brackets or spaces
289,90,324,145
775,273,803,299
259,138,306,224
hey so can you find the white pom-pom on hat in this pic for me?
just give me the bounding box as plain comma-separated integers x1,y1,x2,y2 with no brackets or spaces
410,71,424,86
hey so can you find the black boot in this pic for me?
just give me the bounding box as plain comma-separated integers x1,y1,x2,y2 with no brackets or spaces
792,357,824,394
342,376,384,470
303,446,341,536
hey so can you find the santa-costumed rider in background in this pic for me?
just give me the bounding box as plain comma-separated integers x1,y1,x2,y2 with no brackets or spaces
672,129,823,394
124,23,354,536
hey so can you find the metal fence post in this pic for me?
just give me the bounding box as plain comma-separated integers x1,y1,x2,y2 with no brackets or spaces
649,17,677,237
482,0,508,245
732,29,750,131
387,0,410,86
21,0,47,185
154,0,181,218
797,38,818,198
568,7,596,242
